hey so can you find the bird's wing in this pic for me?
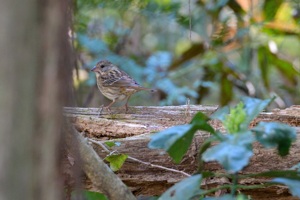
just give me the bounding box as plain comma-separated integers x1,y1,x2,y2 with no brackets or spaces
102,70,141,88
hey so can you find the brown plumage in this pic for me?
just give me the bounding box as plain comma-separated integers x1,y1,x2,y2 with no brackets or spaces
91,60,155,113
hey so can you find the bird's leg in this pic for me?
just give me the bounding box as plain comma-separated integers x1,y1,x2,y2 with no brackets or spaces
104,100,116,112
97,104,105,117
97,100,116,117
121,95,131,113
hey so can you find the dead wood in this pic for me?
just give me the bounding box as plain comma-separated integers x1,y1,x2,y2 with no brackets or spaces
64,123,136,200
64,105,300,200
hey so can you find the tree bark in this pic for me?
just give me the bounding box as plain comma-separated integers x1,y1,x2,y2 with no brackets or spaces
65,124,137,200
0,0,72,199
64,105,300,199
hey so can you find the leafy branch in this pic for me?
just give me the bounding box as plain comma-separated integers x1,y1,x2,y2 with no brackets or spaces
148,97,299,199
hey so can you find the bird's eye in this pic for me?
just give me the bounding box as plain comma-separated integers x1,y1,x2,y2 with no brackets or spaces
100,65,105,69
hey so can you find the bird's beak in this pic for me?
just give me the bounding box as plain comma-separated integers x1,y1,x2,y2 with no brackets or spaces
91,66,96,72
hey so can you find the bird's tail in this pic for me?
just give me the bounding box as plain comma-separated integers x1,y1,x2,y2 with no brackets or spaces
134,87,157,92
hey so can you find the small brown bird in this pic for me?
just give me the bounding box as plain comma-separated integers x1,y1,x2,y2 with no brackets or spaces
91,60,155,113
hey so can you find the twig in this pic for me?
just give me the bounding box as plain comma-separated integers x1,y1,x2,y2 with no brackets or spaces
89,138,110,152
127,156,190,177
185,98,191,117
88,138,191,177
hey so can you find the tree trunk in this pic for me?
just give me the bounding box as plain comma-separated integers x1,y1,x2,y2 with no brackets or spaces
0,0,72,199
64,105,300,200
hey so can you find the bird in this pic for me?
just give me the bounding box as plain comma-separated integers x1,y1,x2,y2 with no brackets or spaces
91,60,155,114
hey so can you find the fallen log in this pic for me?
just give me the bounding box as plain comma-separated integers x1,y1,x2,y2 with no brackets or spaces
64,105,300,200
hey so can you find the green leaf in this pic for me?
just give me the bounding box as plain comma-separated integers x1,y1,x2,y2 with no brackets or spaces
271,178,300,198
241,170,300,180
105,154,128,171
210,106,230,121
211,97,273,133
201,171,216,179
241,97,273,126
252,122,296,156
104,141,121,147
71,190,108,200
236,194,251,200
148,124,196,163
159,175,203,200
257,46,270,89
263,0,283,21
258,45,299,85
271,53,299,85
261,25,300,36
149,112,216,164
191,111,209,124
228,0,245,17
191,112,215,134
291,163,300,172
203,194,249,200
223,102,246,133
202,131,254,173
198,136,219,172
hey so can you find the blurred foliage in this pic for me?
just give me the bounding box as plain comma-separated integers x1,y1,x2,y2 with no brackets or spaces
72,0,300,107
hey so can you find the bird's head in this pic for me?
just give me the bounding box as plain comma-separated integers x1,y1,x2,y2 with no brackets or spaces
91,60,115,76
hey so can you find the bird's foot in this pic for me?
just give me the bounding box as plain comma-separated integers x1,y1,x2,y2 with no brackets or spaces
97,105,112,117
97,105,104,117
120,104,129,113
